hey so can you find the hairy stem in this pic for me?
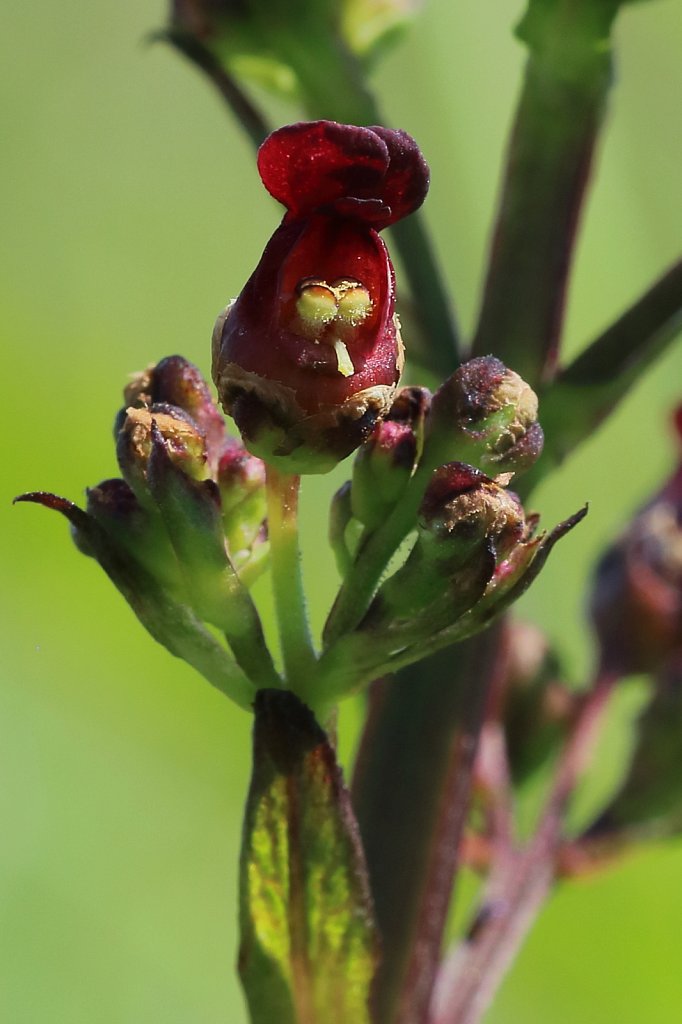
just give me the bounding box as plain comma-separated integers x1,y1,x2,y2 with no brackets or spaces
265,467,317,688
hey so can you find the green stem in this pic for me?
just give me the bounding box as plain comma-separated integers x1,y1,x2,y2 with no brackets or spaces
522,258,682,493
471,2,617,386
323,460,431,645
265,467,317,688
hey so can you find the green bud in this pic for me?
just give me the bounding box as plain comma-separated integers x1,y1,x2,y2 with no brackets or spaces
424,356,544,477
500,621,579,785
329,480,357,578
169,0,423,104
351,419,417,530
217,438,267,561
341,0,424,65
364,463,524,636
586,665,682,842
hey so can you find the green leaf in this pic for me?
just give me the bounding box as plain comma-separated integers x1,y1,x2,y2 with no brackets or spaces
239,690,378,1024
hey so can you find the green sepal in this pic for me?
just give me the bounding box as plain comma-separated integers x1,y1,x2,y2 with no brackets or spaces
147,425,281,687
329,480,356,578
85,478,183,596
239,689,379,1024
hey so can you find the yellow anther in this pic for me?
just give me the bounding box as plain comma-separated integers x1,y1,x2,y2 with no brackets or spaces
335,282,373,326
295,281,338,337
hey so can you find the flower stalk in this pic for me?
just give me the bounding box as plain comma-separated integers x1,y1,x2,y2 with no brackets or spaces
264,466,317,688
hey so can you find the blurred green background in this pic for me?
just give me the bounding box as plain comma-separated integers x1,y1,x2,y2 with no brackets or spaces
3,0,682,1020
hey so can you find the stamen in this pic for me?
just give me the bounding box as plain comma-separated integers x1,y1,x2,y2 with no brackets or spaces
295,281,338,338
332,338,355,377
335,281,373,326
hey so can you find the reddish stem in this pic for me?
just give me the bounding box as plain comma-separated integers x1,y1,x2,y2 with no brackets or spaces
429,669,619,1024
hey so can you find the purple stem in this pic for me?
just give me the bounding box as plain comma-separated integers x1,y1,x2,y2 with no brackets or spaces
429,669,619,1024
471,15,614,386
352,626,509,1024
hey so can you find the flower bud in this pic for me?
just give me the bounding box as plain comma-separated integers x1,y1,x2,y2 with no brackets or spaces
365,464,524,634
585,659,682,844
329,480,359,578
170,0,420,98
423,356,544,476
124,355,225,469
217,438,267,560
418,463,526,572
385,384,432,432
116,404,209,501
351,419,417,530
212,120,429,473
590,407,682,676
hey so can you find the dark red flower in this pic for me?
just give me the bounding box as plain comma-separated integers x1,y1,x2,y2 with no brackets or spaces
212,120,429,473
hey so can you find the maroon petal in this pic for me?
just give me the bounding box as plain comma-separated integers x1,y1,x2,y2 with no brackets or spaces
367,126,430,227
257,121,390,218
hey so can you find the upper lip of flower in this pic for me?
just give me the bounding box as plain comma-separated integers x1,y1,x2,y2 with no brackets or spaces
256,120,430,229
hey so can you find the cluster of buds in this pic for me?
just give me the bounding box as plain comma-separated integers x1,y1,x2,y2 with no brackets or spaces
18,357,276,703
318,348,584,700
20,120,587,715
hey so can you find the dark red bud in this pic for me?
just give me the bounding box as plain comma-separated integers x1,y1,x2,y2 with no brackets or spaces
419,463,526,564
386,385,432,429
125,356,225,468
425,356,543,475
351,419,417,529
116,404,209,501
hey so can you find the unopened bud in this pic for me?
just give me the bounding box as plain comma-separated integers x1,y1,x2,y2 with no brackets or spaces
366,464,524,632
125,355,225,468
329,480,359,578
419,463,525,568
351,420,417,530
586,662,682,841
217,438,267,557
500,622,579,785
386,385,432,428
117,404,208,500
590,409,682,676
424,356,543,476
